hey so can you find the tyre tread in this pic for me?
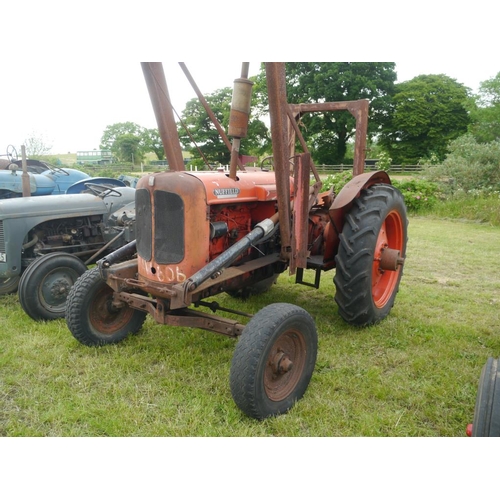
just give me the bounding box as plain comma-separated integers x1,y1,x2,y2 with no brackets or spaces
334,184,408,326
472,357,500,437
230,303,317,420
66,267,146,346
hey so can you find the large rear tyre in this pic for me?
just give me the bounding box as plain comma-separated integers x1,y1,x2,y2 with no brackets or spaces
66,267,147,346
18,252,88,321
334,184,408,326
230,303,317,420
472,357,500,437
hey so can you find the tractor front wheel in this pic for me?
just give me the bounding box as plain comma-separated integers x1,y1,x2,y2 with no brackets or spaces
18,252,88,321
66,267,147,346
334,184,408,326
230,303,317,420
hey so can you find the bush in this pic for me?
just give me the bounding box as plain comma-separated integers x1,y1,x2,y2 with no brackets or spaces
422,134,500,194
392,178,441,212
321,171,439,213
321,171,353,194
375,151,392,172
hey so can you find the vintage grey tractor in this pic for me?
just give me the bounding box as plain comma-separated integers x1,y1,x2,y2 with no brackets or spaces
0,183,136,320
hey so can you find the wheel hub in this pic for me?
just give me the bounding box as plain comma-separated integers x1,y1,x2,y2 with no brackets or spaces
371,210,406,308
378,247,405,271
264,330,307,401
48,278,71,299
271,350,293,375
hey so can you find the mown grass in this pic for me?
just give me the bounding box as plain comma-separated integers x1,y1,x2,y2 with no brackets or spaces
1,217,499,437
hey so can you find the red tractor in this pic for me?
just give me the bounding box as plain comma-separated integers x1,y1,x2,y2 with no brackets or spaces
65,63,408,420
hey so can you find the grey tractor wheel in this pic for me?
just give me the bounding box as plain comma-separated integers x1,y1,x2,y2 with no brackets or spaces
18,252,88,321
0,276,21,295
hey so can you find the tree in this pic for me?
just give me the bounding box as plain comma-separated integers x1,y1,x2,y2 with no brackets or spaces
100,122,146,162
100,122,145,150
252,62,397,164
142,128,165,161
100,122,168,162
113,134,144,164
468,71,500,143
177,86,269,166
23,132,53,157
178,87,232,166
379,74,471,164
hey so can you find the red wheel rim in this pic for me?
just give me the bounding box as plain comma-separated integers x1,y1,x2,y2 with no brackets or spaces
372,210,404,308
264,329,307,402
89,286,136,336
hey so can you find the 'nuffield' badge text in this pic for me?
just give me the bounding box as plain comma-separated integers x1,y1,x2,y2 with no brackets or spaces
213,188,240,199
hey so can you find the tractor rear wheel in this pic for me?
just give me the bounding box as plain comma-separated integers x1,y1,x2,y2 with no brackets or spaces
66,267,147,346
230,303,317,420
334,184,408,326
472,357,500,437
18,252,88,321
0,276,20,295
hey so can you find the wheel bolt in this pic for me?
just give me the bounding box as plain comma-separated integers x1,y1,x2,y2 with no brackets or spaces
271,351,293,374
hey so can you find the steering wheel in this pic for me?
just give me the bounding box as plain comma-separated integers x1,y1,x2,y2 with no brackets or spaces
84,183,122,197
6,145,18,161
45,163,70,175
260,155,274,171
259,155,296,176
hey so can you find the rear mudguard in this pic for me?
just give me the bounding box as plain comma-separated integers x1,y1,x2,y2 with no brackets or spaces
324,171,392,261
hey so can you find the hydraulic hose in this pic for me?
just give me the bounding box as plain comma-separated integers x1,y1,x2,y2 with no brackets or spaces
97,239,137,269
186,213,279,291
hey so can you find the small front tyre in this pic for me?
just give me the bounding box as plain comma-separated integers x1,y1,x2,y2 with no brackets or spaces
66,267,147,346
230,303,318,420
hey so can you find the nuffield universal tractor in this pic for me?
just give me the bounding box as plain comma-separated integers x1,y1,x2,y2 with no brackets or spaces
65,62,408,419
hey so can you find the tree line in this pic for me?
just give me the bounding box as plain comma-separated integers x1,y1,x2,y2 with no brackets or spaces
99,63,500,167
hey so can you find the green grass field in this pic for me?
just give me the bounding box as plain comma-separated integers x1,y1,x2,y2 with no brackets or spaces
1,215,499,437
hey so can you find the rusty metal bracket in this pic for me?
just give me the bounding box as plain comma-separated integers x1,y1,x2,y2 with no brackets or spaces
289,99,369,176
114,291,245,337
295,267,321,289
141,62,185,171
290,153,311,274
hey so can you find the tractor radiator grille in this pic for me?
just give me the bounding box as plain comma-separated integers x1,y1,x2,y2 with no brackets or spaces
154,190,184,264
136,189,152,261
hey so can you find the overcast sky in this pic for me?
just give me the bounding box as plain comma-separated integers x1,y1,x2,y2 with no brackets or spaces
2,59,497,156
2,2,498,156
